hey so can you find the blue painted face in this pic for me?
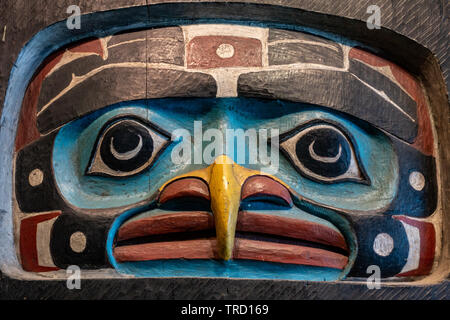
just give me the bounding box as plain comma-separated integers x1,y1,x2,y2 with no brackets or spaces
13,21,439,281
52,98,397,280
54,98,397,211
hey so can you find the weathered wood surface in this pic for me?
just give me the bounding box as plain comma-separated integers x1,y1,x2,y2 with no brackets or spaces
0,0,448,300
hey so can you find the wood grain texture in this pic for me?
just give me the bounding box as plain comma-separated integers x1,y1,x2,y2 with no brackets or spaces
349,48,435,156
233,238,348,269
0,275,448,299
146,27,185,66
238,69,418,142
268,29,343,67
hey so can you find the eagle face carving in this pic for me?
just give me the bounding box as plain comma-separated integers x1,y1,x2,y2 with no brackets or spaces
13,23,438,281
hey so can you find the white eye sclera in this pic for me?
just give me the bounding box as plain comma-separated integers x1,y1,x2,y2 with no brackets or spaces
280,122,369,184
86,117,170,178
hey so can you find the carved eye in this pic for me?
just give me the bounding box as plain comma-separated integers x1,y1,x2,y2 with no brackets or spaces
86,117,170,177
280,121,370,184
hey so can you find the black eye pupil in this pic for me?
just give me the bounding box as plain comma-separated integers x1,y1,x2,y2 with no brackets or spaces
295,128,351,178
111,127,141,154
311,135,341,158
99,121,154,173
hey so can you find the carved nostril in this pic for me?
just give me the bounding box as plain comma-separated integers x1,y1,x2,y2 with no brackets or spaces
158,178,210,204
241,176,293,207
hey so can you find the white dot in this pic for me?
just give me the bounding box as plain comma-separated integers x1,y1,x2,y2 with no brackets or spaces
70,232,87,253
216,43,235,59
409,171,425,191
28,168,44,187
373,233,394,257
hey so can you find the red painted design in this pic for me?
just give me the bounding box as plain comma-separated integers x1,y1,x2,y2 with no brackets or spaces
241,176,293,207
233,238,348,269
15,39,105,150
113,238,348,269
20,211,60,272
67,38,105,59
394,215,436,277
237,211,348,251
159,178,210,203
15,51,63,150
117,211,214,242
187,36,262,69
349,48,434,156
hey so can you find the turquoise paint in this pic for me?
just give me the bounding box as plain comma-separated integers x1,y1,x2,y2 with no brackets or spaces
53,98,398,213
105,196,357,280
0,5,392,280
106,203,156,271
105,204,346,281
293,198,358,279
53,97,390,280
115,260,343,281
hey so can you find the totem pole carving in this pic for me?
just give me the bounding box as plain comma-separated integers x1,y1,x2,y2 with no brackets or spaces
0,2,448,296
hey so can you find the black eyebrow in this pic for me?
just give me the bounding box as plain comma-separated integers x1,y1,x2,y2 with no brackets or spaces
36,67,217,134
34,27,218,134
237,67,418,143
34,26,418,142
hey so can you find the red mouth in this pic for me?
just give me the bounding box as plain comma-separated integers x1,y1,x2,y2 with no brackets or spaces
113,176,349,270
113,210,349,270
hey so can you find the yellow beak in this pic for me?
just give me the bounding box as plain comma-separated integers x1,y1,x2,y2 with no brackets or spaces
209,155,241,260
159,155,291,260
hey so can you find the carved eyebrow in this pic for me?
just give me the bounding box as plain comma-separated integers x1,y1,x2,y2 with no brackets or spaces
238,29,419,143
237,67,418,143
32,26,420,143
33,27,218,134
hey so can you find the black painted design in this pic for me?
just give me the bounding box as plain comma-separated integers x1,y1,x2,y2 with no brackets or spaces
348,59,417,120
34,26,216,134
50,210,114,269
15,132,62,213
98,120,154,172
385,137,437,218
0,0,447,296
36,30,148,117
349,215,410,278
37,69,217,134
279,121,369,184
294,126,351,178
37,67,147,134
238,69,418,143
269,29,337,45
268,29,344,68
87,116,170,177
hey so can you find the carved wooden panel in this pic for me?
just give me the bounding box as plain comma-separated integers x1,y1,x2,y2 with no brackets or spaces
0,0,448,299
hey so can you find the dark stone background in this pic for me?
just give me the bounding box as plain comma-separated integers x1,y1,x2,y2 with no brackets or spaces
0,0,448,299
